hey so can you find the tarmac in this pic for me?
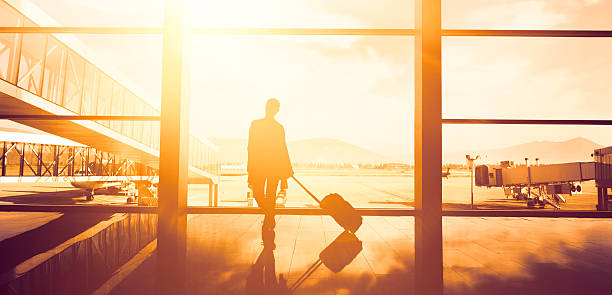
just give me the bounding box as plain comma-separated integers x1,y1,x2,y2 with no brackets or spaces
0,170,610,294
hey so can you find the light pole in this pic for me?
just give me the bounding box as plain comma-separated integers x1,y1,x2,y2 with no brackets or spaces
466,155,479,209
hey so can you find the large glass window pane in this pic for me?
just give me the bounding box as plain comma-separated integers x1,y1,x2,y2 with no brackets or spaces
442,124,610,211
0,1,21,83
443,0,612,30
97,74,113,127
442,37,612,120
42,37,66,105
443,217,612,293
81,63,100,116
27,0,163,27
62,51,86,113
17,21,45,95
185,0,414,28
189,35,413,208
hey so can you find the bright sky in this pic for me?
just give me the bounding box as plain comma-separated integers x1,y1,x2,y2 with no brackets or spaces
21,0,612,162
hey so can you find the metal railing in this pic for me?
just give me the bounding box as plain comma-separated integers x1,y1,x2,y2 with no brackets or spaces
0,141,156,178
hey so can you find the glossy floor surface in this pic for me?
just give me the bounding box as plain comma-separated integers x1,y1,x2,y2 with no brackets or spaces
108,215,612,295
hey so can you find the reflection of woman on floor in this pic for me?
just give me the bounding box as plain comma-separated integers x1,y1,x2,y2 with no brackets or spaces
245,214,289,295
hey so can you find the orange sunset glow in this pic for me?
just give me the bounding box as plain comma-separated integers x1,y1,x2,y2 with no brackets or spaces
0,1,611,294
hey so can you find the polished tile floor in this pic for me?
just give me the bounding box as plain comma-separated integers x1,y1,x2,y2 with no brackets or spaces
110,215,612,295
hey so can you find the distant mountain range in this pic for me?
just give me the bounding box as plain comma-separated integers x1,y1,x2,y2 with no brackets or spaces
444,137,603,165
0,120,605,166
210,137,389,164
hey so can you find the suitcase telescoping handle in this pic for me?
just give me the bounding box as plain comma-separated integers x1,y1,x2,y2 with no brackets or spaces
291,176,321,204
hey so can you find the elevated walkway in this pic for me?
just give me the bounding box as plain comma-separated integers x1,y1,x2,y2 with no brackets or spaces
0,0,218,184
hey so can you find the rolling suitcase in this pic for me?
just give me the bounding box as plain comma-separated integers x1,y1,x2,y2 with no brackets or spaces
291,176,362,233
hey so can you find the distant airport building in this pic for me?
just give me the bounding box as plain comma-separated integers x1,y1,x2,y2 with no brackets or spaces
382,163,412,170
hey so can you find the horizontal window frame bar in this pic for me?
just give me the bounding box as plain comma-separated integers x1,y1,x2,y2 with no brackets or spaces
0,115,161,121
442,119,612,125
442,29,612,37
0,204,610,218
188,28,416,36
0,27,163,34
3,28,612,37
0,27,416,36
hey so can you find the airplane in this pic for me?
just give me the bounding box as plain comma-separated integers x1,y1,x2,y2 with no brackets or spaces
69,160,158,202
70,179,155,202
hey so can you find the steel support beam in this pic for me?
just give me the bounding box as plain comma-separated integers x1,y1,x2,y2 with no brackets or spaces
1,142,5,176
414,0,443,294
18,143,24,177
157,1,188,294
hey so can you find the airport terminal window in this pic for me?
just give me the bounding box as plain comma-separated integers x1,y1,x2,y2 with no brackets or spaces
441,37,612,120
1,2,612,295
441,0,612,30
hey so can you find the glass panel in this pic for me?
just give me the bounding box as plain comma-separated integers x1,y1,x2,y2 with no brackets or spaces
152,121,160,150
442,37,612,120
110,85,124,133
42,37,66,105
69,35,163,109
442,124,609,211
443,0,612,30
121,92,134,138
0,1,21,83
27,0,163,27
443,217,612,293
185,0,414,28
132,99,145,144
81,63,100,116
0,33,18,83
62,51,85,113
188,35,413,208
97,74,113,128
17,22,45,95
141,106,154,147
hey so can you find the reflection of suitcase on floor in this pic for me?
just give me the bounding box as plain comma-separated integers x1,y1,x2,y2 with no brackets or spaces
319,231,362,272
291,176,362,233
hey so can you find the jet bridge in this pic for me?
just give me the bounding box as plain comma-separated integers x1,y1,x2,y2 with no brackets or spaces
475,145,612,210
